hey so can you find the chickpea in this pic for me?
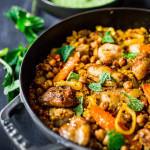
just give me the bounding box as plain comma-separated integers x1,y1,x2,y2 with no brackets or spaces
136,114,146,127
49,59,56,66
78,37,85,44
103,135,108,145
147,105,150,114
121,145,128,150
124,113,131,121
42,64,52,71
42,80,53,90
91,41,98,48
46,72,54,79
123,81,133,89
100,101,109,110
119,57,127,67
79,76,87,83
96,60,102,65
95,129,106,142
90,56,97,63
81,55,90,63
52,67,59,74
36,87,44,96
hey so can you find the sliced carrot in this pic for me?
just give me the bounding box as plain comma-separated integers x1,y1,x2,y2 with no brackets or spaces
90,106,115,131
53,52,80,82
140,44,150,54
143,83,150,104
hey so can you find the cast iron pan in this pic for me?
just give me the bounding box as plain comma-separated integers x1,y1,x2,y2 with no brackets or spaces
37,0,123,18
1,8,150,150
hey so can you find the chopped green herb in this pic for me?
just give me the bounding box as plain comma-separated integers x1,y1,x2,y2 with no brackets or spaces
56,45,75,62
89,71,115,92
0,58,14,87
73,97,83,116
4,79,19,95
15,56,23,77
67,70,80,81
102,31,115,43
88,83,103,92
5,6,44,44
107,130,125,150
123,52,139,59
121,92,144,111
99,71,115,84
0,48,8,57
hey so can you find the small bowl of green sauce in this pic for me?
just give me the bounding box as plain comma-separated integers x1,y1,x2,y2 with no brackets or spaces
37,0,123,18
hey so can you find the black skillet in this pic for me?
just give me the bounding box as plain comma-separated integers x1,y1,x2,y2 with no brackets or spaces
1,8,150,150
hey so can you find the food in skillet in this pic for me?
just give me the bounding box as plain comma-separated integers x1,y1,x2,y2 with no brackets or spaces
29,26,150,149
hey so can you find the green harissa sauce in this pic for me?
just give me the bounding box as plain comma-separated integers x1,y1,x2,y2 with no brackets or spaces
50,0,115,8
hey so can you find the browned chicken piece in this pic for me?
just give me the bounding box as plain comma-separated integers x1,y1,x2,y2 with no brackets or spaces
38,86,77,107
98,43,123,64
59,116,90,146
75,44,89,56
132,55,150,80
87,64,124,86
138,128,150,147
49,108,75,127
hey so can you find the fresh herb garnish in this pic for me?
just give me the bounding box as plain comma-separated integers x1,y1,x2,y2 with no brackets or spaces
88,83,103,92
0,58,14,87
102,31,115,43
5,6,44,44
107,130,125,150
56,45,75,62
123,52,139,59
99,71,115,84
73,97,83,116
0,4,45,102
121,92,144,111
67,70,80,81
89,71,115,92
0,48,8,57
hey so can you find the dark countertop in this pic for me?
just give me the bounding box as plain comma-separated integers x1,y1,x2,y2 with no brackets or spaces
0,0,150,150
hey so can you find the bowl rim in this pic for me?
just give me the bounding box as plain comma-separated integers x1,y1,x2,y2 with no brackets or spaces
38,0,119,10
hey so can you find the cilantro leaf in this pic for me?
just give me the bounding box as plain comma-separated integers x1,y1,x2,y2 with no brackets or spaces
99,71,116,84
123,52,139,59
0,48,8,57
0,58,14,87
88,83,103,92
121,92,144,111
102,31,115,43
56,45,75,62
107,130,125,150
4,79,19,95
5,6,44,44
73,97,83,116
67,70,80,81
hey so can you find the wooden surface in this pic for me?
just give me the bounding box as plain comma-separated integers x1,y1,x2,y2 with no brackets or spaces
0,0,150,149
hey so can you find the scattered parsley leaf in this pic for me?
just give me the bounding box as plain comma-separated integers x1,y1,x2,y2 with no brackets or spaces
102,31,115,43
123,52,139,59
5,6,44,44
73,97,83,116
0,58,14,87
4,79,19,95
88,83,103,92
107,130,125,150
121,92,144,111
67,70,80,81
56,45,75,62
0,48,8,57
99,71,116,84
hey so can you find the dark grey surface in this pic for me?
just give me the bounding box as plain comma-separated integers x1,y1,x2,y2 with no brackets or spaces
0,0,150,150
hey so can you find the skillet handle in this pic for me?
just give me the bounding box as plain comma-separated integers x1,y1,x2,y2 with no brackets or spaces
0,95,68,150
